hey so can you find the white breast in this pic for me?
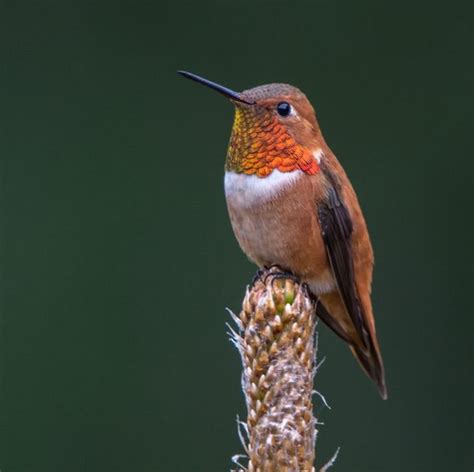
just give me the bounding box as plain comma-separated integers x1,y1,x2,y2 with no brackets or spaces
224,149,323,209
224,170,303,208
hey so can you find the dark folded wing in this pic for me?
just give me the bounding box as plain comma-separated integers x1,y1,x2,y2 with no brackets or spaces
317,186,368,346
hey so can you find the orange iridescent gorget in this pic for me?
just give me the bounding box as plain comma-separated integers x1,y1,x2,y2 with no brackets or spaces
226,105,319,177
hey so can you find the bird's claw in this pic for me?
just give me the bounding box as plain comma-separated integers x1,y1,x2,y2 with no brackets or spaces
251,268,265,286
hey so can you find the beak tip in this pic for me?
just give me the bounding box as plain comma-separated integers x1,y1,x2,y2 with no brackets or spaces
177,70,254,105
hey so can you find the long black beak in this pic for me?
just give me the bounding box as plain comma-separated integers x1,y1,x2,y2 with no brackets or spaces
177,70,254,105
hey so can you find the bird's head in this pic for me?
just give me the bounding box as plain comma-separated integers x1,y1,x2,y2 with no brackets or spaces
178,71,323,177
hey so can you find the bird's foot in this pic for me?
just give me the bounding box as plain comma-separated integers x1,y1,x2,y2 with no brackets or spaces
263,267,301,287
251,265,302,291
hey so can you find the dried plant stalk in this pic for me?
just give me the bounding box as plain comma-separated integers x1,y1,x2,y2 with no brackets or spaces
230,267,318,472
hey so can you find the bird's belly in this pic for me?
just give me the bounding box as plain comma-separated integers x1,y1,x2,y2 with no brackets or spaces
224,170,335,294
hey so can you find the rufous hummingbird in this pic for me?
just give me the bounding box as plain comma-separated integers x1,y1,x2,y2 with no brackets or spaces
178,70,387,399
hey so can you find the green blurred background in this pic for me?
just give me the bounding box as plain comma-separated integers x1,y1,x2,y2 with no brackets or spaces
1,1,472,471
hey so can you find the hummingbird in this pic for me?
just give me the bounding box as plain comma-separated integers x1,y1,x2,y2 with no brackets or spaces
178,70,387,399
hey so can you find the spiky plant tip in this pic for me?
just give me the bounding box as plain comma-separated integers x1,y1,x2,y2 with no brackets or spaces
232,267,318,472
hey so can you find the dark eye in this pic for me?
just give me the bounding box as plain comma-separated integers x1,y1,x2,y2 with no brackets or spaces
276,102,291,117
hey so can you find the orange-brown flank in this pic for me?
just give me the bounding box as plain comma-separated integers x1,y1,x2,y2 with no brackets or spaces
226,106,319,177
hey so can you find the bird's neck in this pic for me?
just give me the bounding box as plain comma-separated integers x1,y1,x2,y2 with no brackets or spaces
225,108,320,178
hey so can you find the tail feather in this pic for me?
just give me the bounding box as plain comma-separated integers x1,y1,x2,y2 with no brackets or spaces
351,343,387,400
314,293,388,399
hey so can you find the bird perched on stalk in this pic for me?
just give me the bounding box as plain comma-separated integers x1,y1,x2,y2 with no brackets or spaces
178,70,387,399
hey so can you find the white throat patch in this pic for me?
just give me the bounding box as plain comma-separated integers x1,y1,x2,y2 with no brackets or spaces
224,170,303,208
